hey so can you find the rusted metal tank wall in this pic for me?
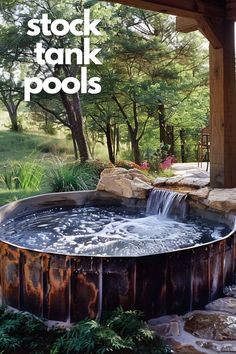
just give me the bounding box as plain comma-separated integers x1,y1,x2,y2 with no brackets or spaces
0,191,235,322
0,234,235,322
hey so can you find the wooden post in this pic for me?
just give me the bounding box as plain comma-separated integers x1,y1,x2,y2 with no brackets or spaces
209,21,236,187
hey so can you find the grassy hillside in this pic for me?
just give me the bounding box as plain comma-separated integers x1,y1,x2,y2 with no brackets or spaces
0,128,75,205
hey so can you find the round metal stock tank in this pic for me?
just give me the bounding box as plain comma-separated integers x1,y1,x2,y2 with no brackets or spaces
0,190,235,322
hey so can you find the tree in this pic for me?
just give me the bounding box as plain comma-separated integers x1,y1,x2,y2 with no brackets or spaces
0,76,23,131
0,0,90,161
0,0,209,164
86,4,209,164
0,25,25,131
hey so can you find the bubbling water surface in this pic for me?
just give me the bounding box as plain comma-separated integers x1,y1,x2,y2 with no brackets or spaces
0,206,231,256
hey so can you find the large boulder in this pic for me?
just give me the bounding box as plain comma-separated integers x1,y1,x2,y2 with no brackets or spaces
184,311,236,341
205,297,236,315
188,187,211,201
97,168,152,199
207,188,236,213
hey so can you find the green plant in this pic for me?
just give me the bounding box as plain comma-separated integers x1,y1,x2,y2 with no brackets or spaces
0,307,171,354
52,308,170,354
143,144,171,172
41,122,57,136
158,169,174,178
105,307,170,354
48,160,101,192
37,141,69,154
0,309,61,354
1,161,44,190
52,319,133,354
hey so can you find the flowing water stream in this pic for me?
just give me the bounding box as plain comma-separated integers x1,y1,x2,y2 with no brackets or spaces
0,189,231,256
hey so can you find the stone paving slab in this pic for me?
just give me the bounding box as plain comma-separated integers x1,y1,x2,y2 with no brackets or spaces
154,164,210,189
148,297,236,354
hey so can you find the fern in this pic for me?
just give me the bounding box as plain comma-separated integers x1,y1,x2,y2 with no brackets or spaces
0,308,171,354
106,307,145,337
52,319,133,354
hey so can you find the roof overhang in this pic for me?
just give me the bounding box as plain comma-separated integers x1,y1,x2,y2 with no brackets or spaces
107,0,236,21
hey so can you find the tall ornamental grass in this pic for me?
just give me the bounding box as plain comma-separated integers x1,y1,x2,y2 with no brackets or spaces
48,160,101,192
1,161,44,191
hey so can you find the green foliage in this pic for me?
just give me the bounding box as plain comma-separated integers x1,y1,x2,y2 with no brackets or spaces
104,307,169,354
37,141,69,155
41,122,57,136
0,130,72,165
158,169,174,178
52,319,133,354
0,309,61,354
52,307,170,354
143,144,170,171
0,307,171,354
0,0,209,164
1,161,43,190
48,160,102,192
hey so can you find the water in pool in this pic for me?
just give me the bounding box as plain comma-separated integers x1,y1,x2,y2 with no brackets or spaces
0,204,231,256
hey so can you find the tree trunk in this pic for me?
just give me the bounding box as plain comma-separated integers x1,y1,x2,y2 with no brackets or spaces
72,94,89,162
116,126,120,157
131,137,141,165
0,95,20,132
158,103,166,144
9,108,19,132
71,130,78,160
45,112,48,127
106,123,115,164
166,124,174,155
179,129,186,162
60,91,89,162
10,115,19,131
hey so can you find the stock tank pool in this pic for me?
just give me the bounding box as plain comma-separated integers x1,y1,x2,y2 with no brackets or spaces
0,190,235,322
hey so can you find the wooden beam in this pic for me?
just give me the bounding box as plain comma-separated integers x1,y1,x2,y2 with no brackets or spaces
197,16,223,49
176,16,223,49
108,0,225,20
226,0,236,20
209,21,236,188
176,17,198,33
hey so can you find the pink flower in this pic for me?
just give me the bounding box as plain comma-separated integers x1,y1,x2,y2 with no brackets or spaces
140,161,149,170
160,156,173,170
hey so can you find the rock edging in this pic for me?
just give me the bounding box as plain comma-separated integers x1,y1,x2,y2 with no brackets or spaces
97,167,153,199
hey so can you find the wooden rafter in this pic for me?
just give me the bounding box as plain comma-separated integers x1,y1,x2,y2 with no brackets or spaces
108,0,236,21
226,0,236,20
108,0,225,19
197,17,223,49
176,16,223,49
176,17,199,33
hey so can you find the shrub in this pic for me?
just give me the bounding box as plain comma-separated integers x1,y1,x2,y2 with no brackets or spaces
52,319,133,354
0,307,171,354
41,122,57,136
143,144,171,172
0,309,61,353
52,307,171,354
1,161,44,190
158,169,174,178
48,160,102,192
37,141,69,154
105,307,170,354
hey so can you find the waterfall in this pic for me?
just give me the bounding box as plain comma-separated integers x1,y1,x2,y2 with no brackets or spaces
146,189,187,218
